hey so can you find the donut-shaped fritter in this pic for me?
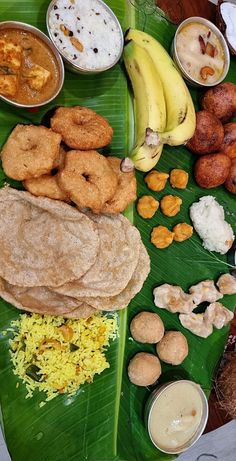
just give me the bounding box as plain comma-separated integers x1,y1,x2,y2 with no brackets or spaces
50,106,113,150
1,124,61,180
23,174,70,202
102,157,137,214
57,150,118,213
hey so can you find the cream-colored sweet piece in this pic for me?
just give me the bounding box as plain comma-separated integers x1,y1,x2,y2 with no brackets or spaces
217,273,236,295
204,302,234,329
153,284,195,314
189,280,223,304
179,313,213,338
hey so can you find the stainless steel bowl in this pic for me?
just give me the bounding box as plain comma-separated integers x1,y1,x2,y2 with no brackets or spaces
172,16,230,87
46,0,124,74
0,21,64,108
144,380,209,454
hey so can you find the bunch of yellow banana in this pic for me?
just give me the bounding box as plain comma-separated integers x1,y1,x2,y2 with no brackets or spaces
123,29,196,172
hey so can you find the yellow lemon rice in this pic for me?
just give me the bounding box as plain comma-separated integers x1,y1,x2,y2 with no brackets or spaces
9,312,117,404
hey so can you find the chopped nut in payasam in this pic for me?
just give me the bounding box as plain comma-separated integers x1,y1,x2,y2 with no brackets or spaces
176,22,225,84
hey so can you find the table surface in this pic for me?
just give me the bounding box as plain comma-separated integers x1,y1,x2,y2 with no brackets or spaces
156,0,236,434
155,0,216,23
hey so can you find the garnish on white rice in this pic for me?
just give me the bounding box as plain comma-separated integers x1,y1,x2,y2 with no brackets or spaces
9,312,117,404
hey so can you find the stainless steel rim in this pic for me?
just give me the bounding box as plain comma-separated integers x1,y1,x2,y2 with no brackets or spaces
173,16,230,87
0,20,65,108
145,380,209,454
46,0,124,74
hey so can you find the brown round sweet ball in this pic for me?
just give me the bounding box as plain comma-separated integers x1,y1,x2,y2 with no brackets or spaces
221,122,236,159
194,153,231,188
186,111,224,155
201,82,236,123
128,352,162,386
225,158,236,194
156,331,188,365
130,311,165,344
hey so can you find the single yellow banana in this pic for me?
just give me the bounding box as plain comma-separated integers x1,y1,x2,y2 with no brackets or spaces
126,29,193,135
123,40,166,171
159,89,196,146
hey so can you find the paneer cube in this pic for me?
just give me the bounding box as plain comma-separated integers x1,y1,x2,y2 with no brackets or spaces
0,39,22,71
0,74,18,97
25,64,51,91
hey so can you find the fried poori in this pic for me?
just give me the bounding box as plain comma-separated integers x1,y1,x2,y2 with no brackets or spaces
1,124,61,180
0,188,99,287
50,106,113,150
0,278,79,316
54,213,141,298
57,150,118,213
73,243,150,311
0,187,150,318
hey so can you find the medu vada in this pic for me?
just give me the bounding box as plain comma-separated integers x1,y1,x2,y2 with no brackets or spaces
1,124,61,181
57,150,118,213
102,157,137,214
23,174,70,202
50,106,113,150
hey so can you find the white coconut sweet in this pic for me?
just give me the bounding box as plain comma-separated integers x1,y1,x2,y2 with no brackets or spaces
219,2,236,55
190,196,234,255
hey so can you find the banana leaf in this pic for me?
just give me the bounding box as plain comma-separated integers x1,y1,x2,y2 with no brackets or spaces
0,1,236,461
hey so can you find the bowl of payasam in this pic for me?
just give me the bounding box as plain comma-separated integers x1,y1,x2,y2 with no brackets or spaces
0,21,64,108
172,17,230,87
145,380,208,454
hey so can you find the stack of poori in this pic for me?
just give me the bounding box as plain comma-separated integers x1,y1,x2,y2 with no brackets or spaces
0,187,150,318
1,106,137,213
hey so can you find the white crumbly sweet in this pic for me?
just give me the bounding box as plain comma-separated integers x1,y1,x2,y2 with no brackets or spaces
153,283,195,314
179,313,213,338
204,302,234,329
49,0,122,70
220,2,236,52
190,196,234,255
217,273,236,295
189,280,223,304
180,302,233,337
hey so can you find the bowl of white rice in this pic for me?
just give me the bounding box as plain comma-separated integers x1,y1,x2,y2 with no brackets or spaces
46,0,124,74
